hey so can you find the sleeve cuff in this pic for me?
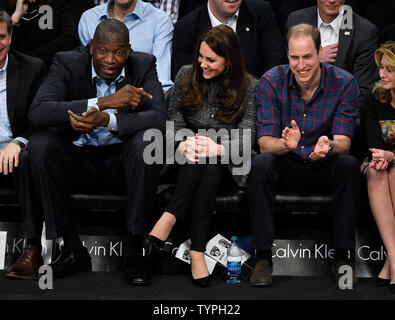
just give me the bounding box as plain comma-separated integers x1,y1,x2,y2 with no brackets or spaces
12,137,28,149
107,113,118,131
87,98,99,111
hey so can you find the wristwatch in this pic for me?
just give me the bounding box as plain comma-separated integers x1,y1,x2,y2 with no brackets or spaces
10,139,26,150
328,140,333,154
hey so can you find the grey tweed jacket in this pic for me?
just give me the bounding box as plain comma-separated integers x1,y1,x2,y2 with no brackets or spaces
167,65,258,187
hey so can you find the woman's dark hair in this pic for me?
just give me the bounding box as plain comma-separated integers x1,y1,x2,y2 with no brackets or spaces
178,24,251,123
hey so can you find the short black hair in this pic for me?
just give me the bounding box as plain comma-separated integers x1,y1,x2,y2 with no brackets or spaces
93,19,129,45
0,11,13,35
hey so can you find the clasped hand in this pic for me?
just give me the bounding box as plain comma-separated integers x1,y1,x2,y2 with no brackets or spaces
178,134,223,162
320,44,338,64
369,148,394,171
68,107,109,133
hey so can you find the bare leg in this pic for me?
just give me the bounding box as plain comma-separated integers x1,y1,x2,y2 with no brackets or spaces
190,250,209,280
385,167,395,283
149,212,177,241
367,166,395,282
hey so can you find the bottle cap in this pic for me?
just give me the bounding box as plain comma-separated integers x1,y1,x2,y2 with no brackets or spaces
231,236,238,242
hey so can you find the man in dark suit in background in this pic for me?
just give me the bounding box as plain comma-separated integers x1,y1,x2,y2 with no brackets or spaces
171,0,287,80
0,10,47,279
26,19,167,285
286,0,379,105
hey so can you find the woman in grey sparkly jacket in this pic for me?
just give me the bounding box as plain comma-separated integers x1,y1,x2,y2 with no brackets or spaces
146,25,257,287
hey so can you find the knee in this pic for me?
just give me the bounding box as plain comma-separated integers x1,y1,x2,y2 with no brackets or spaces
28,132,61,165
367,166,388,185
123,131,153,164
333,154,360,175
203,164,223,185
250,153,277,178
388,166,395,184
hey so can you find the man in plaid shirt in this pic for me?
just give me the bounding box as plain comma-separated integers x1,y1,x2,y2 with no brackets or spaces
248,23,361,289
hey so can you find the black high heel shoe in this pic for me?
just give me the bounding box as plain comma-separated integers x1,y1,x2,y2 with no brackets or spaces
190,257,211,287
192,274,211,287
375,277,391,287
390,283,395,293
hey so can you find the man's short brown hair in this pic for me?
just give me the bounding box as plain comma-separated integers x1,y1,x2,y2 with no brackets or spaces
287,23,321,53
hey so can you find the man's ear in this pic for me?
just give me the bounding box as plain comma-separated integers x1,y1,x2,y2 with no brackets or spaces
90,39,94,55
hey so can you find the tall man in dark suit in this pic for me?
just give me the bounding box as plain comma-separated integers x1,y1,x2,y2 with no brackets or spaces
0,10,47,280
286,0,379,105
26,19,167,285
171,0,287,80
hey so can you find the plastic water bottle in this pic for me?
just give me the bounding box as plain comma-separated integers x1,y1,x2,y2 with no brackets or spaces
226,236,242,284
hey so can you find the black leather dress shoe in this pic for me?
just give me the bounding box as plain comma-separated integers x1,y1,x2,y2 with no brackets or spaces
192,274,211,287
124,254,149,285
49,247,92,278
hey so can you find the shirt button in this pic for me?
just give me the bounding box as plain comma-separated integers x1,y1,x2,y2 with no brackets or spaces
303,114,306,117
301,146,304,149
301,131,305,135
211,114,214,118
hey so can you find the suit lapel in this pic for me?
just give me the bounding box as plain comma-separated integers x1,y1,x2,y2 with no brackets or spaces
236,2,252,60
197,5,212,40
307,6,318,27
6,53,20,130
116,65,132,114
336,13,354,68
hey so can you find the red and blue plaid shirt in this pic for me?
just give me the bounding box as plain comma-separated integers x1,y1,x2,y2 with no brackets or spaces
256,63,360,160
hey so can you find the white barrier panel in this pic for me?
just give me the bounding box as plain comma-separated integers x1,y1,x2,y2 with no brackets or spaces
0,231,6,269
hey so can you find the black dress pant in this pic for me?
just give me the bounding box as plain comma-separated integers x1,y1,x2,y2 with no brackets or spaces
28,130,162,238
166,163,223,252
247,153,361,251
0,150,42,239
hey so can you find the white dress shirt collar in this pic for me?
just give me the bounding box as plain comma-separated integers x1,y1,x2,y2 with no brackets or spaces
207,1,239,32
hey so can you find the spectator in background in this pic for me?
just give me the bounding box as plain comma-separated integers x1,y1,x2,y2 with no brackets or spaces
359,42,395,293
0,10,47,280
144,0,180,24
146,25,257,287
171,0,287,81
286,0,379,106
79,0,173,92
0,0,79,68
91,0,181,24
